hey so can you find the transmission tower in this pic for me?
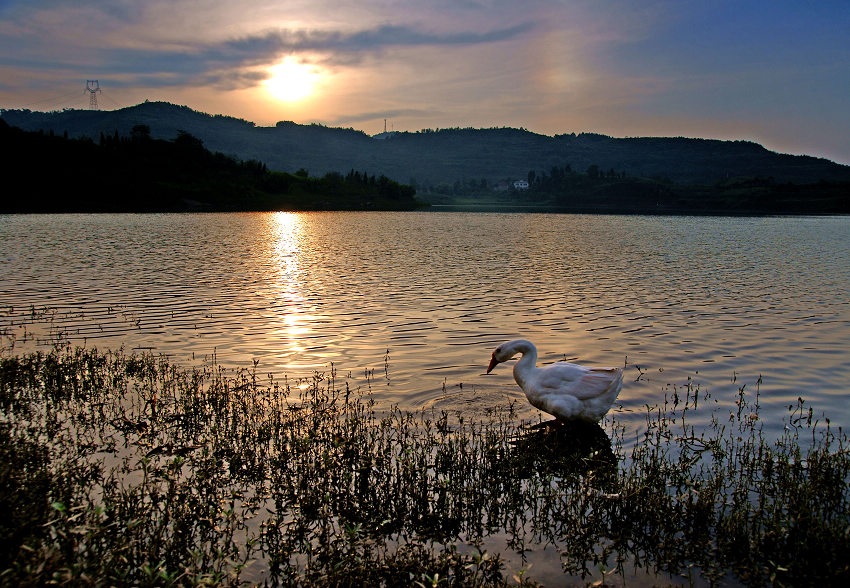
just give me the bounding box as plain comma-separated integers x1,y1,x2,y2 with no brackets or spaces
85,80,101,110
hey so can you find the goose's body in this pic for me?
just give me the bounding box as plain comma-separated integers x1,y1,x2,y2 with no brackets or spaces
487,339,622,422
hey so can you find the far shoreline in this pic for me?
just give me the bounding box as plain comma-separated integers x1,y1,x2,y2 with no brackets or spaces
4,205,848,217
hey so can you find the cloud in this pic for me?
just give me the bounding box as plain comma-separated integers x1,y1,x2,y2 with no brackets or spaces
220,22,535,63
0,20,535,90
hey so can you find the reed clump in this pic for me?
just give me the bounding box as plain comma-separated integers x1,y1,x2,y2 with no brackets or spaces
0,345,848,586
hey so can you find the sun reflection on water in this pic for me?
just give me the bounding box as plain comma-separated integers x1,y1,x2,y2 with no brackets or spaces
266,212,325,369
271,212,301,281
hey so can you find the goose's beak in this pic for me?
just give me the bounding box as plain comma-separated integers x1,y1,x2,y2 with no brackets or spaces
486,353,499,374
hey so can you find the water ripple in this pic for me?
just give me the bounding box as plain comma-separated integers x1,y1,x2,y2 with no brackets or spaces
2,212,849,440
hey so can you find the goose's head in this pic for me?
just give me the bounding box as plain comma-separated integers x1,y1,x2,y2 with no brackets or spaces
486,340,530,373
486,349,502,374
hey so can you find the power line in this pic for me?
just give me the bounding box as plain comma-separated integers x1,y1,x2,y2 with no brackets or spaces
98,91,126,110
17,89,88,110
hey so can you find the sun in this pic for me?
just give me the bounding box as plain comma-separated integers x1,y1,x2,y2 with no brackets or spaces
264,57,320,102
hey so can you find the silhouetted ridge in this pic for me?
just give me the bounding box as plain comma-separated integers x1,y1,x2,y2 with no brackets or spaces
2,101,849,213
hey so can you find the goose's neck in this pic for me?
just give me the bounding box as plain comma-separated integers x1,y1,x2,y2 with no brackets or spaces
511,341,538,388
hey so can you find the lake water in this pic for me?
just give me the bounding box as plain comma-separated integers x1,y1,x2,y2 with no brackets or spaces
2,212,849,442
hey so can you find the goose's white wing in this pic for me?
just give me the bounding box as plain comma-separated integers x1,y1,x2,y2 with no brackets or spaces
534,363,621,400
526,363,623,422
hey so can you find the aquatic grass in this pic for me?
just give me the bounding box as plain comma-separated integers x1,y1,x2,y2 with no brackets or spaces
1,345,848,586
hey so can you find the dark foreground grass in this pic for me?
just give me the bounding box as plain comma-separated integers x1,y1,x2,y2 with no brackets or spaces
1,346,848,586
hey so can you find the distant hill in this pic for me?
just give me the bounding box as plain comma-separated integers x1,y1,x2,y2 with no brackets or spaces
4,101,850,193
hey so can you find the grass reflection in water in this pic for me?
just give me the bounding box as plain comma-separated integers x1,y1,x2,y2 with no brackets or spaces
1,346,848,586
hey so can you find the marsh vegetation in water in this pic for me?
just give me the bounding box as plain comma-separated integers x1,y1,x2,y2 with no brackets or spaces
1,345,848,586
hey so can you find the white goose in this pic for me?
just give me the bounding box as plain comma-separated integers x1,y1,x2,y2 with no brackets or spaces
486,339,623,422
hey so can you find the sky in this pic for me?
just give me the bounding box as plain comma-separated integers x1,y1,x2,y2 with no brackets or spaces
1,0,848,164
